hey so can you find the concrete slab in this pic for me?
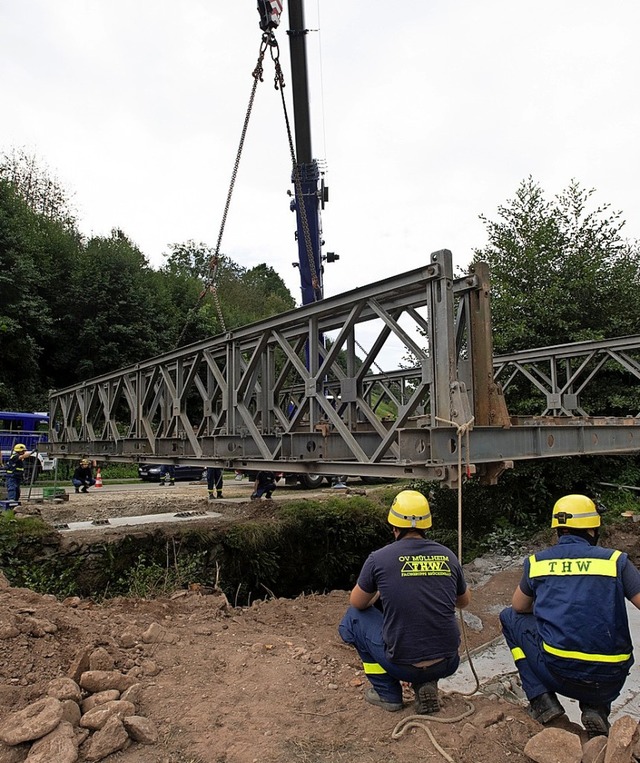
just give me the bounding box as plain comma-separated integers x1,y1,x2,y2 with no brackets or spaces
442,602,640,725
55,510,223,532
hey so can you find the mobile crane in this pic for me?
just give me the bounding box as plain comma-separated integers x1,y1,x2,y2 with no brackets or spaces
257,0,336,305
256,1,342,488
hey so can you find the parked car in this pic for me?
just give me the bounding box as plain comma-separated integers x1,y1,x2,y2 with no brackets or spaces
137,464,206,482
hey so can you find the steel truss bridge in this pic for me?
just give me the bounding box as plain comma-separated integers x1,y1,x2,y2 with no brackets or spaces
48,250,640,487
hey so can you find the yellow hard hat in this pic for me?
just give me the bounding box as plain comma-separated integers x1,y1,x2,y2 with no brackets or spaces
551,494,601,529
388,490,432,529
80,459,90,466
13,444,27,452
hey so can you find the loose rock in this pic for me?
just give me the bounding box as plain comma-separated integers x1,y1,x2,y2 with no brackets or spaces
27,721,78,763
46,677,82,703
123,715,159,744
582,735,608,763
79,700,136,731
523,727,582,763
81,690,121,715
0,697,64,746
141,622,178,644
79,670,137,693
88,647,114,672
84,716,130,761
604,715,640,763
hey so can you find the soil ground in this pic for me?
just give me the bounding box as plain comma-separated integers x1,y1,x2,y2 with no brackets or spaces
3,481,640,762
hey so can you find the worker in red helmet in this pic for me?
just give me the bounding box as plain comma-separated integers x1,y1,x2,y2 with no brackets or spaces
339,490,470,714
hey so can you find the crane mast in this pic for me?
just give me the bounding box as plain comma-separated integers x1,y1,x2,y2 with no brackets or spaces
286,0,326,305
258,0,330,305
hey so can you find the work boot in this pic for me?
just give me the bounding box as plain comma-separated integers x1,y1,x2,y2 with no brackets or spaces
81,486,88,493
580,703,610,738
265,492,272,499
528,692,565,724
413,681,440,714
75,487,80,494
208,491,215,500
217,491,223,499
364,688,403,712
169,480,175,486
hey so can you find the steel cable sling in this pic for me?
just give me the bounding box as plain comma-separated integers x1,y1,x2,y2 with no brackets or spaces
175,34,272,347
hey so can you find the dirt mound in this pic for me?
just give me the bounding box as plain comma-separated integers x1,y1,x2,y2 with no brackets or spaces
3,490,640,762
1,565,542,763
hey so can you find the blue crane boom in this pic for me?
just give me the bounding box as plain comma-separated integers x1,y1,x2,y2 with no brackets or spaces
258,0,333,305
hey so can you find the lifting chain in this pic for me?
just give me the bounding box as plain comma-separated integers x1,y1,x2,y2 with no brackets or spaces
176,25,322,350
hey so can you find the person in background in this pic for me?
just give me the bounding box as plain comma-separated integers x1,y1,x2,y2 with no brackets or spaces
5,443,31,502
250,471,277,500
159,465,175,486
207,467,224,500
72,458,96,493
339,489,470,713
500,494,640,738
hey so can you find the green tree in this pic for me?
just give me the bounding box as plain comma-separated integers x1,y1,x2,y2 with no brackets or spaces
0,149,76,226
475,177,640,415
0,151,298,406
474,177,640,354
0,179,82,409
161,241,295,346
60,230,169,380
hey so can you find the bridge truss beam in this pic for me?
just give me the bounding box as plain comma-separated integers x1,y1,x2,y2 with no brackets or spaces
48,250,640,487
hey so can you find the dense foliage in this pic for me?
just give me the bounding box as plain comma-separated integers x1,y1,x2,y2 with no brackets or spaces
474,177,640,353
0,152,295,410
473,177,640,416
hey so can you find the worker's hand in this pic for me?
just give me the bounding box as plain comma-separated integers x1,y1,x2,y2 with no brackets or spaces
19,451,32,460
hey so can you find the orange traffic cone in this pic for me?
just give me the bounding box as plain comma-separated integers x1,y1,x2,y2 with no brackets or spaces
95,468,103,488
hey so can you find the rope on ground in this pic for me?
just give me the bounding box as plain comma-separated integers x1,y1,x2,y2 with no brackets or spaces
391,699,475,763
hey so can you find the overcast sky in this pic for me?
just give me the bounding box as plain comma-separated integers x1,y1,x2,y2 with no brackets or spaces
2,0,639,308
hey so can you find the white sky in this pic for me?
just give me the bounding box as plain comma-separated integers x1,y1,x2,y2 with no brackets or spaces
2,0,640,308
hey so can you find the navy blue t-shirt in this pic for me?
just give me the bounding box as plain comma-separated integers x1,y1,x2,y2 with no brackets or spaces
357,537,467,664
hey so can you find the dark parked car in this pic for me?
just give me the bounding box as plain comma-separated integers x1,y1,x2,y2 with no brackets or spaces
137,464,206,482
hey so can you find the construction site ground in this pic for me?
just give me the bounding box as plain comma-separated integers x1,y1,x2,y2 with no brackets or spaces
3,476,640,762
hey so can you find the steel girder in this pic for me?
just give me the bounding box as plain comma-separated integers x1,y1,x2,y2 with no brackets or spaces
48,251,640,487
493,336,640,416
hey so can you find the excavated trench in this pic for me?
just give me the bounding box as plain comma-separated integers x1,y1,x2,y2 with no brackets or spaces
2,486,393,603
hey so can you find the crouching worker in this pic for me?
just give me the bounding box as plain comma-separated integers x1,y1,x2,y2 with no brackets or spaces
339,490,470,713
72,458,96,493
500,494,640,738
250,471,277,500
